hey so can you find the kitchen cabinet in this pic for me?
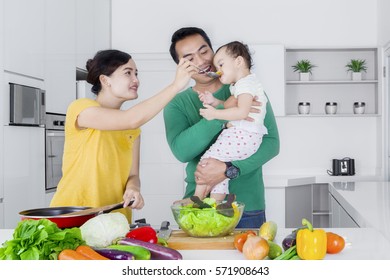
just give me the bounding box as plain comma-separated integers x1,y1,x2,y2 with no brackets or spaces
285,183,330,228
265,187,285,227
3,126,46,228
45,191,55,207
0,0,3,229
0,200,3,229
285,48,379,116
330,192,359,228
3,0,45,79
75,0,111,70
285,184,312,228
44,0,76,114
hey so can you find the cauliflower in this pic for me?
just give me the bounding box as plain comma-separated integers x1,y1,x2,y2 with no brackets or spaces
80,212,130,247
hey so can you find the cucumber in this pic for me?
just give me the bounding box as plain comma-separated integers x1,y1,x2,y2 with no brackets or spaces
259,221,277,241
267,241,283,260
108,244,151,260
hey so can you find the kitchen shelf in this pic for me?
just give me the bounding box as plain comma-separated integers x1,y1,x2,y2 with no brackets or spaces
285,48,379,116
312,211,331,216
284,113,380,117
286,80,378,85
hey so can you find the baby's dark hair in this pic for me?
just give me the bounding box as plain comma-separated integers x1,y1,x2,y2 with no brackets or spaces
215,41,253,70
86,49,132,94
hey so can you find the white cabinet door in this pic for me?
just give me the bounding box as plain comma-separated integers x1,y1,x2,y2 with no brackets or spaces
265,187,285,227
3,0,45,79
45,191,55,208
3,126,46,228
75,0,111,70
330,194,359,228
0,200,4,229
44,0,76,114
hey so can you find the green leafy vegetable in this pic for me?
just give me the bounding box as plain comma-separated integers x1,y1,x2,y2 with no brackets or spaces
176,202,240,237
0,219,85,260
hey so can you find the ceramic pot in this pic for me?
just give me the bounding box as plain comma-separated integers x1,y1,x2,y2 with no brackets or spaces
325,102,337,114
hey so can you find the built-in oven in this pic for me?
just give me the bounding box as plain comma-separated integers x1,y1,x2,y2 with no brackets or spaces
45,113,65,193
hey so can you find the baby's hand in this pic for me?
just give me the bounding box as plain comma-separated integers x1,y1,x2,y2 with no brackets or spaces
199,91,216,105
200,104,217,120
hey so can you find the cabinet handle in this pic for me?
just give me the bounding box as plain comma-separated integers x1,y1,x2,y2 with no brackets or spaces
0,198,3,203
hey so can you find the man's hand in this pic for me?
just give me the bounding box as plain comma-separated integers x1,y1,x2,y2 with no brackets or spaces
194,158,227,191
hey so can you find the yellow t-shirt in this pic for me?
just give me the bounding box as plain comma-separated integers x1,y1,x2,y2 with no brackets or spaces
50,98,141,221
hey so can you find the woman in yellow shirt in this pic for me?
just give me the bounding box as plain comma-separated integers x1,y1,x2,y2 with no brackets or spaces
50,49,196,222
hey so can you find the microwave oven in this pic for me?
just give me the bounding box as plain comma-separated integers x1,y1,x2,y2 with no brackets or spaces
9,83,45,126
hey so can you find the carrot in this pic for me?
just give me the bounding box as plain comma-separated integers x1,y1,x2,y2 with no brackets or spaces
58,249,91,260
76,245,109,260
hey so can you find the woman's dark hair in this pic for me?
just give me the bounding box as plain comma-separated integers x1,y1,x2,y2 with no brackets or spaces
216,41,253,70
169,27,213,64
86,49,132,94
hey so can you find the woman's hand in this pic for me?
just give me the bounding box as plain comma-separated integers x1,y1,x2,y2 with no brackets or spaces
123,183,144,210
172,58,197,92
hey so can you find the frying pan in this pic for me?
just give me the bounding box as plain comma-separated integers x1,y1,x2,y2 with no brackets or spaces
19,202,126,228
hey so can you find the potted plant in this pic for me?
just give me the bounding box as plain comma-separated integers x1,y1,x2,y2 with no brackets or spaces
292,59,317,81
345,59,367,81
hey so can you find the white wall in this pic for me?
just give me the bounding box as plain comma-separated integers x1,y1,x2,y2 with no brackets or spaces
112,0,377,52
378,0,390,46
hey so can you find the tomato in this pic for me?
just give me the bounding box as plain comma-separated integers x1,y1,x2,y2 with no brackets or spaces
326,232,345,254
233,230,256,252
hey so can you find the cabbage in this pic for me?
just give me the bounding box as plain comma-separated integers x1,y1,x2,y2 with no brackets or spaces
80,212,130,247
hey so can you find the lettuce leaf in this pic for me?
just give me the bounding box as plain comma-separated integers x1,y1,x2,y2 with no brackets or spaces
177,203,240,237
0,219,85,260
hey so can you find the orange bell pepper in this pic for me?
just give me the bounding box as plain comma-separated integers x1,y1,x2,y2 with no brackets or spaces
296,218,327,260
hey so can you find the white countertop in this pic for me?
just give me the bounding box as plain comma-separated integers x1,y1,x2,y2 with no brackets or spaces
329,181,390,241
1,227,390,260
2,179,390,260
264,175,316,188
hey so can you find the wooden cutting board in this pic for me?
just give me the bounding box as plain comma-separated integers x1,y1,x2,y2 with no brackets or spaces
168,229,258,250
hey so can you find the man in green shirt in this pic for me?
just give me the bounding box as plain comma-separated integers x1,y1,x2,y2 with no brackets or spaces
164,27,280,228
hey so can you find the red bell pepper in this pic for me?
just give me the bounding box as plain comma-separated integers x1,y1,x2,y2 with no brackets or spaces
126,226,158,243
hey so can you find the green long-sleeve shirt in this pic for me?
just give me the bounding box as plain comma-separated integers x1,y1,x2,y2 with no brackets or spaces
163,84,280,211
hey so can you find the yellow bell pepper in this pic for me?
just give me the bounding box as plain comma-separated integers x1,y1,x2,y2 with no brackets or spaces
296,218,327,260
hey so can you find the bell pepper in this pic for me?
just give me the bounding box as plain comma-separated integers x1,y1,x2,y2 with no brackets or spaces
126,226,158,244
296,218,327,260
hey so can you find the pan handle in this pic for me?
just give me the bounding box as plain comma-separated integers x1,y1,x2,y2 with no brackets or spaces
101,200,134,214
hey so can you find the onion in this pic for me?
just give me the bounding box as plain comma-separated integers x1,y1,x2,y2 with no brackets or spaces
242,235,269,260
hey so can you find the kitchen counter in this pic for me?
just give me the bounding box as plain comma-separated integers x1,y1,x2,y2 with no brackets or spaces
179,227,390,260
1,227,390,260
329,181,390,241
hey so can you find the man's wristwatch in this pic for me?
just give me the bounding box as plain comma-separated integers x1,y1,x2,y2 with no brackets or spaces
225,162,240,179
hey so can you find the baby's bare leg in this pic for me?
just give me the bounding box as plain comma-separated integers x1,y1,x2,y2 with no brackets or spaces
210,192,227,203
194,184,208,199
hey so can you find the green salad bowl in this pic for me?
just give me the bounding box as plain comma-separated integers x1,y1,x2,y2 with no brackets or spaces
171,201,245,237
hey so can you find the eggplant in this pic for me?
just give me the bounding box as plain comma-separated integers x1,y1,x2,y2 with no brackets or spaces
93,248,135,260
117,237,183,260
282,231,297,251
